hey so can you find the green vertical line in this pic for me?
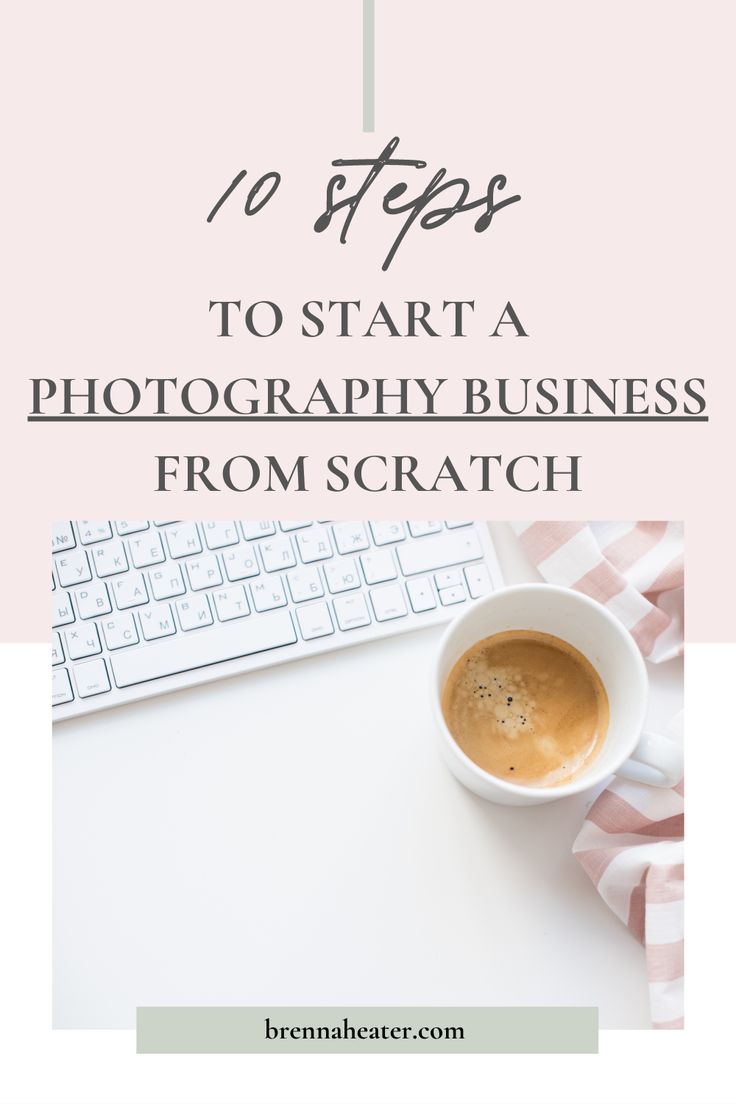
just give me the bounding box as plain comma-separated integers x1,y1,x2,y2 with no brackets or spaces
363,0,375,131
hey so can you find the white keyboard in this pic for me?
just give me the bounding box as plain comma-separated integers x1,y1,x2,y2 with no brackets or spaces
51,521,502,721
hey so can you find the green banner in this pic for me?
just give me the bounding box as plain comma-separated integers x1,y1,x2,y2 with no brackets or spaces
136,1006,598,1054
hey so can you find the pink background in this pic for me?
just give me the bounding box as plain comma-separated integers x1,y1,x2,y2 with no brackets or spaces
3,0,734,641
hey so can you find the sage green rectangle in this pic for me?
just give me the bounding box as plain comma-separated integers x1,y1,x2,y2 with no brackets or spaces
136,1006,597,1053
362,0,375,132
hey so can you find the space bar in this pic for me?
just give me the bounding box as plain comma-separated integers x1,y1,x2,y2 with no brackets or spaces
111,611,297,688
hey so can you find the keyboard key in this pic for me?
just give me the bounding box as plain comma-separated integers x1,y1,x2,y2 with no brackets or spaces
396,530,482,576
52,668,74,705
296,526,333,563
129,531,166,568
279,521,312,532
101,613,139,650
91,539,128,577
223,547,261,581
176,594,213,631
186,554,223,591
260,536,296,572
55,549,91,587
166,523,202,559
435,569,461,589
73,657,111,698
78,521,112,544
296,602,334,640
202,521,239,549
370,584,408,622
407,577,437,613
140,604,176,641
213,586,250,621
370,521,406,545
149,564,186,600
65,623,102,660
445,520,473,529
115,520,150,535
242,521,275,540
324,559,361,594
440,585,467,606
111,610,297,687
52,594,75,627
464,563,493,598
112,571,149,609
75,582,112,619
251,577,288,612
333,593,371,631
287,567,324,603
51,522,76,554
360,550,397,585
51,632,64,665
332,521,369,554
407,521,442,537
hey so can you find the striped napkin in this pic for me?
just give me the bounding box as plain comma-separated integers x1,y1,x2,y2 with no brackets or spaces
511,521,684,1028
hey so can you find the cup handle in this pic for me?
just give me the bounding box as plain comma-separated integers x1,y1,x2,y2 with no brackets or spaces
614,730,684,788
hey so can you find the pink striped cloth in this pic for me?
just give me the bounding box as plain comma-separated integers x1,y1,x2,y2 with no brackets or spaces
512,521,684,1028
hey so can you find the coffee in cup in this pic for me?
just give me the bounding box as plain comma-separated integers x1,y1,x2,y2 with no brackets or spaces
441,629,609,787
433,585,682,806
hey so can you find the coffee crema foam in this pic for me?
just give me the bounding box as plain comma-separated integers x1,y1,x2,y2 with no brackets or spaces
442,629,609,787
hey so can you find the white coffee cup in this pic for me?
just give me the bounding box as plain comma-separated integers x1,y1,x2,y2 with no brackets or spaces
432,584,683,806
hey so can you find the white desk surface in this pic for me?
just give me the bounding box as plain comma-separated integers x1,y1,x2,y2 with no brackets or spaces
53,523,683,1029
